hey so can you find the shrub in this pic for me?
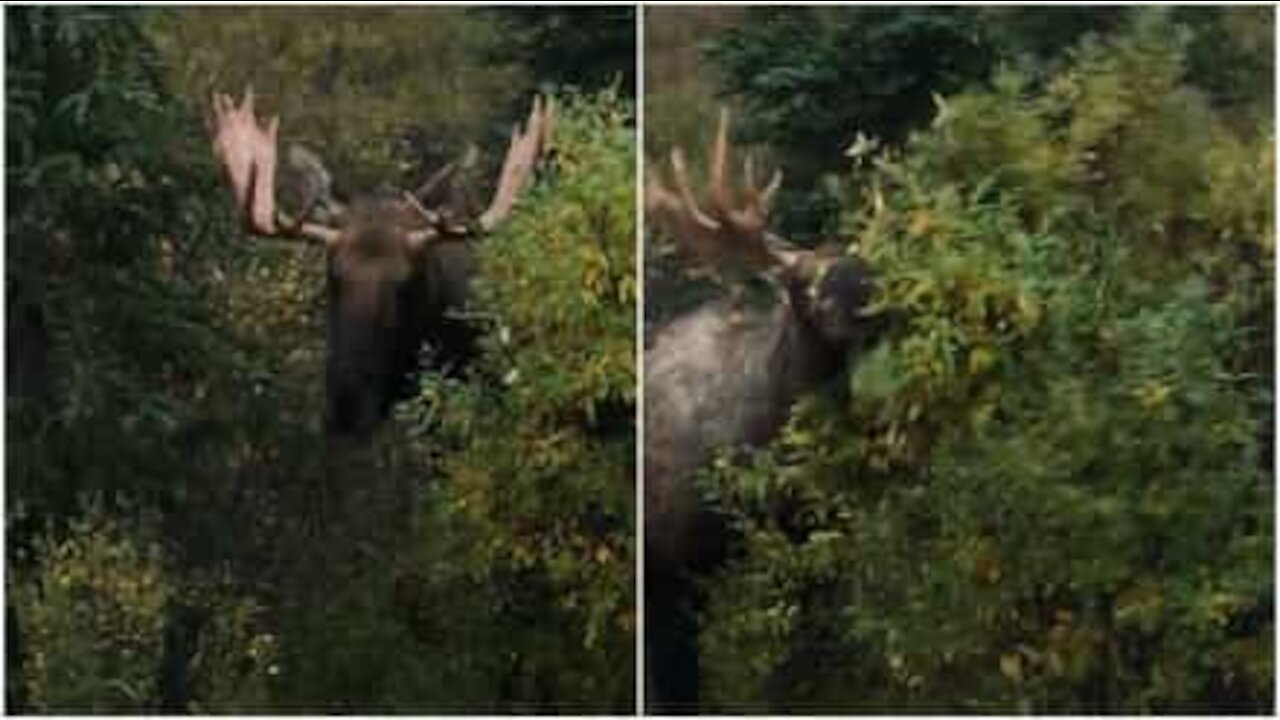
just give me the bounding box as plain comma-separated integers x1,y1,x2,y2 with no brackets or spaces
392,89,636,712
11,505,170,712
700,13,1272,713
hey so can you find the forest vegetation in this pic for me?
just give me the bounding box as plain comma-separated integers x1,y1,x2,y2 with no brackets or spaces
646,6,1273,712
6,7,635,713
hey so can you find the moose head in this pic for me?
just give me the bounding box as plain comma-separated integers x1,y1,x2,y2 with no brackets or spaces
210,89,553,437
643,110,878,710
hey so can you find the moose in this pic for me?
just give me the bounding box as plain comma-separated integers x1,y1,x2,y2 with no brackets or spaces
210,88,552,437
644,111,879,711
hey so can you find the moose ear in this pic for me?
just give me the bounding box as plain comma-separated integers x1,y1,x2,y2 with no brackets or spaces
280,143,346,223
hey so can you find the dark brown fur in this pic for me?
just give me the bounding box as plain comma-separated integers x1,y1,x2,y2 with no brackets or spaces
644,256,877,711
323,198,476,438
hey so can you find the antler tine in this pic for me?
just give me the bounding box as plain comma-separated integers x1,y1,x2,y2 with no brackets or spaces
541,95,557,150
211,91,227,125
759,167,783,216
645,164,698,246
708,107,733,219
669,147,720,232
705,108,782,238
477,94,553,232
740,151,781,208
647,152,726,269
249,111,279,234
645,105,792,275
413,160,458,202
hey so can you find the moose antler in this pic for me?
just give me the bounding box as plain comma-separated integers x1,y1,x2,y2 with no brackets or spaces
647,108,796,276
210,88,341,246
404,97,553,247
476,95,555,232
412,159,460,204
212,89,552,249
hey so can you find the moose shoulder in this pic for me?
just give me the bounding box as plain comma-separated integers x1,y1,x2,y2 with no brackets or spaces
210,89,552,437
643,110,878,711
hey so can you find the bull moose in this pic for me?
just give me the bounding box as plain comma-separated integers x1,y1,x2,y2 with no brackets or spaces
644,111,879,711
210,88,552,437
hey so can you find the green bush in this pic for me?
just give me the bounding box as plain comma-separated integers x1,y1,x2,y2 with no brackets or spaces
390,89,636,712
11,502,280,713
700,14,1272,713
11,506,171,712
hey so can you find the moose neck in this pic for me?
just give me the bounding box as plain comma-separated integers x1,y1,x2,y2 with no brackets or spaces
643,292,847,569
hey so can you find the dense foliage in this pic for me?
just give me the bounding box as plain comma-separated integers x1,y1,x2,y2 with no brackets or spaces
7,7,309,712
394,90,637,712
6,7,634,713
701,5,1270,243
705,7,996,241
697,12,1273,712
484,7,636,97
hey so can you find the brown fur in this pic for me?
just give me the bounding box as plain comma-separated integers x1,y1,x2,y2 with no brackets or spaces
324,198,476,437
644,256,877,710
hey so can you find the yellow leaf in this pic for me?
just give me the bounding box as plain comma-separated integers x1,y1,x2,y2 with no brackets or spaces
999,653,1023,683
908,210,933,237
1133,380,1171,410
968,347,996,374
